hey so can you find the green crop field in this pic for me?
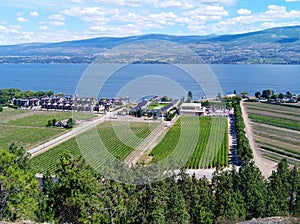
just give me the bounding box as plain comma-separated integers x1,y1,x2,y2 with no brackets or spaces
8,111,94,127
149,116,228,169
31,121,158,174
245,102,300,164
0,108,95,150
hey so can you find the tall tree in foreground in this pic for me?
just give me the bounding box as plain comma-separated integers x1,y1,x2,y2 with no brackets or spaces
238,161,267,219
0,148,39,221
212,168,245,223
165,176,190,223
43,153,105,223
266,159,291,216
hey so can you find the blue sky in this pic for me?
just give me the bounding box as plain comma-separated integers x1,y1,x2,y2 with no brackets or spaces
0,0,299,45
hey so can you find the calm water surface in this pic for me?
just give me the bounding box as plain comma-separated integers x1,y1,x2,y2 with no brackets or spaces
0,64,299,99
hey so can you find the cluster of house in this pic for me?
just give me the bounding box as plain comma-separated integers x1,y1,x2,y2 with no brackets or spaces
129,97,230,119
129,99,181,118
12,96,127,113
12,94,231,118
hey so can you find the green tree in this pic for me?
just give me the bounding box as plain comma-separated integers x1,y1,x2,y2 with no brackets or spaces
178,170,213,224
44,153,105,223
289,166,300,215
255,91,261,98
262,89,274,99
0,148,39,221
278,93,285,99
187,91,193,103
66,118,75,128
134,182,167,224
100,179,130,224
161,96,172,102
8,143,31,171
286,91,292,98
165,177,190,223
271,94,277,101
266,159,290,216
36,171,56,222
0,106,3,112
238,162,267,219
212,169,245,223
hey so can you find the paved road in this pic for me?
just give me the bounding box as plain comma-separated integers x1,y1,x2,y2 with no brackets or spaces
28,113,112,158
228,115,241,166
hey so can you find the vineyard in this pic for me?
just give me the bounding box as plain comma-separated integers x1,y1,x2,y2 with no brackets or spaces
31,121,158,173
244,102,300,166
149,116,228,168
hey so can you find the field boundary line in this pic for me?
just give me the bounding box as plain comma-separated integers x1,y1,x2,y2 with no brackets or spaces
124,121,168,166
28,114,111,158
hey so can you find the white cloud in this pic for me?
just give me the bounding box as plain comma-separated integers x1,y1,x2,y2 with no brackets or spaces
156,0,194,9
17,17,29,23
261,21,300,29
29,11,39,17
183,5,229,23
48,14,65,26
49,21,66,26
88,23,142,36
237,8,251,16
185,4,300,35
39,25,48,30
64,7,118,23
48,14,65,21
16,12,23,17
0,25,7,31
70,0,85,3
197,0,236,5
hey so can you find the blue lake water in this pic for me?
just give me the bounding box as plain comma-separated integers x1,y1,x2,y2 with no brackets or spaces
0,63,299,99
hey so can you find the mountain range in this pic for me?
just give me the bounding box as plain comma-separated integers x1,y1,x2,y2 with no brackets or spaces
1,25,300,64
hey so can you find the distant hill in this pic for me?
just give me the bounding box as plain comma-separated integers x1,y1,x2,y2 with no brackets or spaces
1,25,300,64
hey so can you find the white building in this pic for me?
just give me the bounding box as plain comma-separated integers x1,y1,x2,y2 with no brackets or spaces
179,103,205,116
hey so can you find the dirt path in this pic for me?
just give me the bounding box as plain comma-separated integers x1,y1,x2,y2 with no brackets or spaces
125,116,180,165
240,102,277,177
124,122,168,166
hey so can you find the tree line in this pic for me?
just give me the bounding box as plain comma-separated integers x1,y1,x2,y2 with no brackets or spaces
0,88,54,105
1,143,299,223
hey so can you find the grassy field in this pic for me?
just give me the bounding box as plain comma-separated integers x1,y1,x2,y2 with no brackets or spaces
245,102,300,165
149,116,228,169
31,121,158,174
0,108,94,150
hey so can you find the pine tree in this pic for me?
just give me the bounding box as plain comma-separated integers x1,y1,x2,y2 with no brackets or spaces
165,177,189,223
266,159,291,216
238,161,267,219
47,153,105,223
213,169,245,223
0,148,39,221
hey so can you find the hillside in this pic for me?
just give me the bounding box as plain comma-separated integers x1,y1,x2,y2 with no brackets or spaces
0,26,300,64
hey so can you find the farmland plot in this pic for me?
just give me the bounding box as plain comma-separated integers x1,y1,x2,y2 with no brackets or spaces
149,116,228,169
244,102,300,165
31,121,158,173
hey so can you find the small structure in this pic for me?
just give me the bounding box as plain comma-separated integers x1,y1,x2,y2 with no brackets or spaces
55,119,68,128
179,103,204,116
13,98,29,107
